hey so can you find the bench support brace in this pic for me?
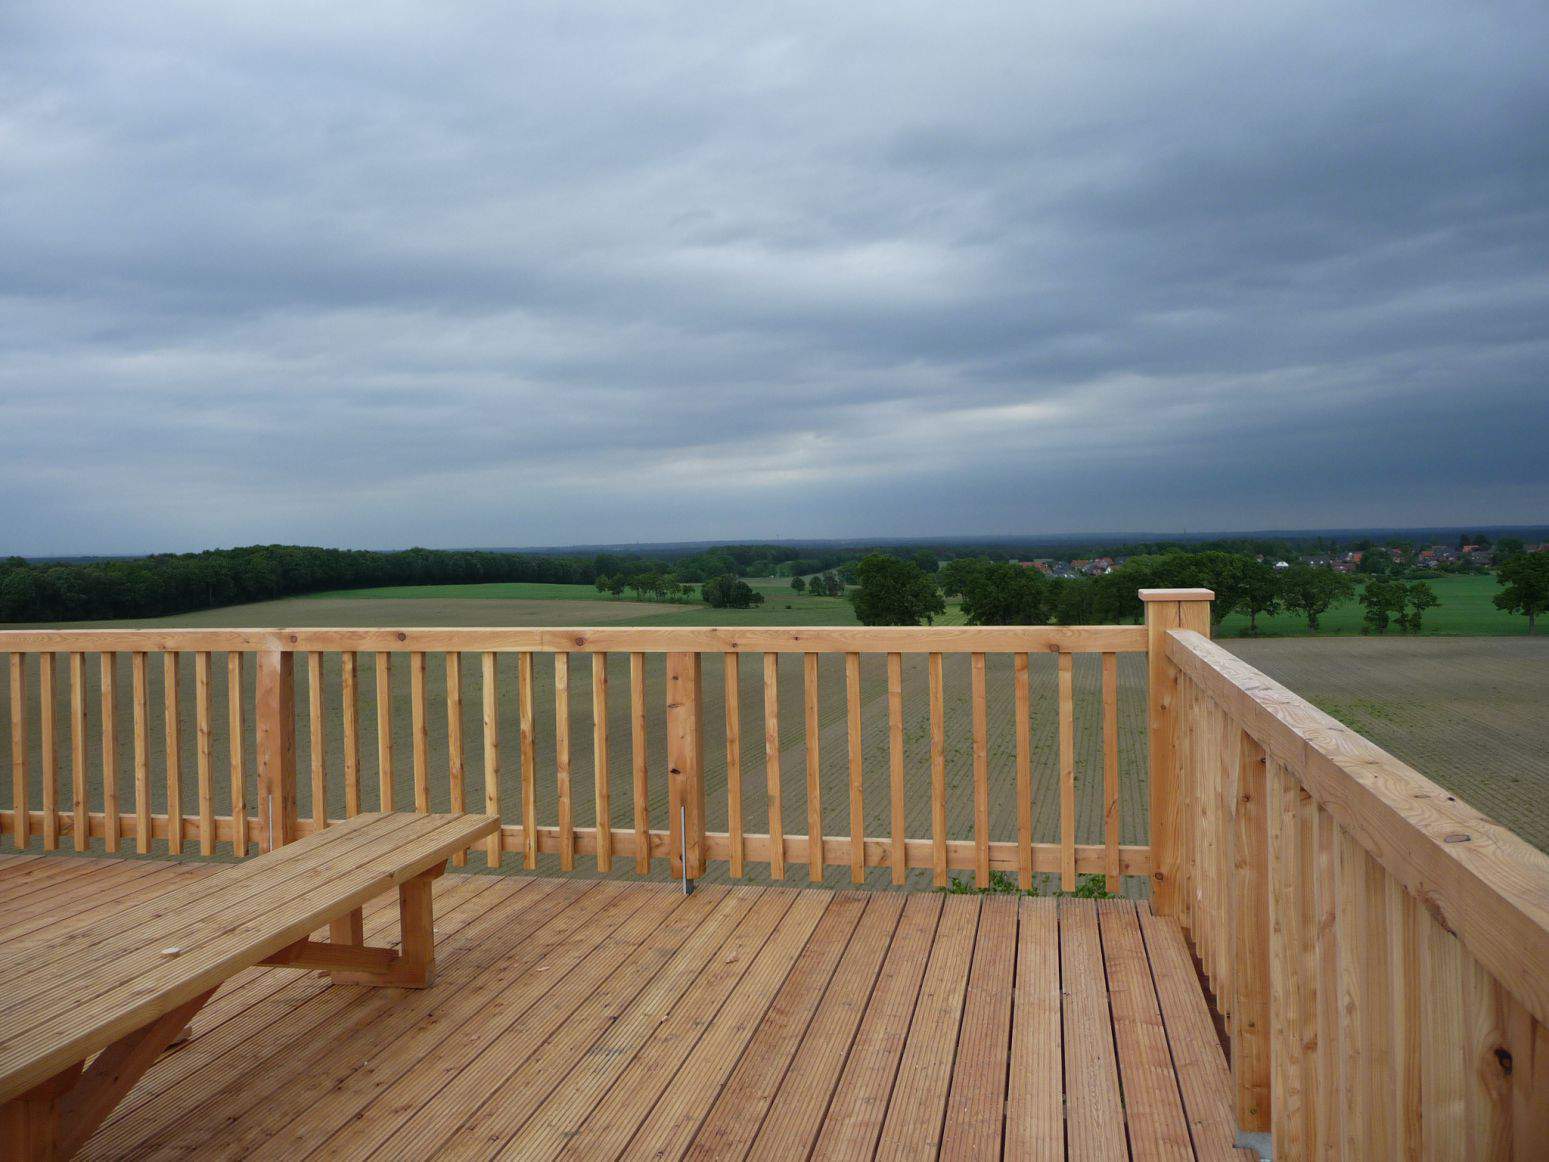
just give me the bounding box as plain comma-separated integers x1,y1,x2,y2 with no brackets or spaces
1,989,215,1161
260,863,443,988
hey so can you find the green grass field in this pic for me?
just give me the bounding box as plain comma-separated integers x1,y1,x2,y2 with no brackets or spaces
1216,573,1525,637
306,577,974,628
313,581,680,603
312,573,1525,638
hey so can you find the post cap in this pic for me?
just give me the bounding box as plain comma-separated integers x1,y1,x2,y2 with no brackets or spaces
1138,588,1215,602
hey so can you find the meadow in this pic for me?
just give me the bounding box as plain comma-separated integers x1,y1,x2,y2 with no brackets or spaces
1215,572,1522,637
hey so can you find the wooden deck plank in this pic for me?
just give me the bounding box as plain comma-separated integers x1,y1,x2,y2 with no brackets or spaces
507,891,811,1158
429,887,766,1159
0,817,392,994
684,892,877,1159
2,816,495,1103
939,893,1017,1159
871,894,980,1160
1099,899,1194,1160
1138,901,1246,1161
807,893,944,1161
202,882,679,1161
1060,896,1127,1161
560,891,831,1159
0,858,1252,1161
0,856,110,900
0,815,452,1034
80,875,518,1158
0,858,193,921
1006,897,1063,1160
103,880,567,1159
1,862,210,946
81,876,511,1151
308,883,727,1161
0,853,47,878
742,892,915,1162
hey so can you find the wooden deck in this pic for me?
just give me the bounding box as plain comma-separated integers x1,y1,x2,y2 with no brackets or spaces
0,854,1250,1160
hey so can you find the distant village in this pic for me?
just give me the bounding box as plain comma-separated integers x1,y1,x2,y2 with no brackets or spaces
1013,537,1544,580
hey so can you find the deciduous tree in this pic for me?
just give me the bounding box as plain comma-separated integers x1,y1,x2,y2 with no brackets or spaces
701,574,764,609
849,555,946,626
1494,552,1549,633
1279,563,1354,630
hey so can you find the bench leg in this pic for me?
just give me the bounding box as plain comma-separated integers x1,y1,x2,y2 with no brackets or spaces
329,906,364,947
1,989,214,1160
1,1067,78,1159
393,870,436,987
320,865,441,988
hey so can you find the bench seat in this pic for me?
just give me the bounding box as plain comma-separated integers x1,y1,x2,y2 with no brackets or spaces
0,811,498,1158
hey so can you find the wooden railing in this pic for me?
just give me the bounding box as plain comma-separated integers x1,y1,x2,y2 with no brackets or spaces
1,623,1150,890
1153,601,1549,1158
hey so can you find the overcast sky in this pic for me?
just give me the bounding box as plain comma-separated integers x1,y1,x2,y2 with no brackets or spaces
2,2,1546,554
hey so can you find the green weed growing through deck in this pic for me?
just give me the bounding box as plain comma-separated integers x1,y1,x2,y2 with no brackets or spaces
938,870,1114,898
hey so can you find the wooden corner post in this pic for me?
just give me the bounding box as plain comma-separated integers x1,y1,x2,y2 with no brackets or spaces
257,647,297,852
1141,588,1213,916
666,652,706,879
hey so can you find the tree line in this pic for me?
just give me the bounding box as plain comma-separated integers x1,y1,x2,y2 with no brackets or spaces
0,545,615,623
843,547,1549,634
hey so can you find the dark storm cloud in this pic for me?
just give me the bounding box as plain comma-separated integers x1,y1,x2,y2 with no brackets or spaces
1,0,1546,553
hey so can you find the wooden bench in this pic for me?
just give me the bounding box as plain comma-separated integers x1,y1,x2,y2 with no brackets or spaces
0,811,499,1159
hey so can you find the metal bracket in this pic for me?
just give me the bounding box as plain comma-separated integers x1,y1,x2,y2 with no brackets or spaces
680,803,694,895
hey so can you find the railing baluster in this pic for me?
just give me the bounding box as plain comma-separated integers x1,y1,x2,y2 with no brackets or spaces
665,651,704,878
1232,729,1271,1132
1013,652,1032,890
592,652,610,873
887,652,905,886
803,651,822,882
519,651,536,869
1266,759,1303,1153
970,651,988,888
928,651,946,888
446,651,465,867
308,651,326,832
845,651,863,885
555,652,573,872
255,647,296,851
724,652,742,878
1313,805,1338,1158
101,652,119,853
341,651,360,816
630,652,649,874
374,652,394,811
40,652,58,851
1101,652,1119,892
1057,651,1074,892
305,650,326,830
410,651,429,813
1387,874,1421,1157
70,652,87,852
195,652,213,855
228,651,245,856
480,650,501,868
763,652,784,881
10,653,27,849
161,652,180,854
132,650,149,854
1419,894,1466,1154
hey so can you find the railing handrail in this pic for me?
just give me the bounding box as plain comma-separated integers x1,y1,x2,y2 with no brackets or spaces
0,624,1147,654
1166,626,1549,1030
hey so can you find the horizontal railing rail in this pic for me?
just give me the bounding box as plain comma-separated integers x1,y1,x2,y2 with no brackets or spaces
1160,625,1549,1158
1,622,1151,892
